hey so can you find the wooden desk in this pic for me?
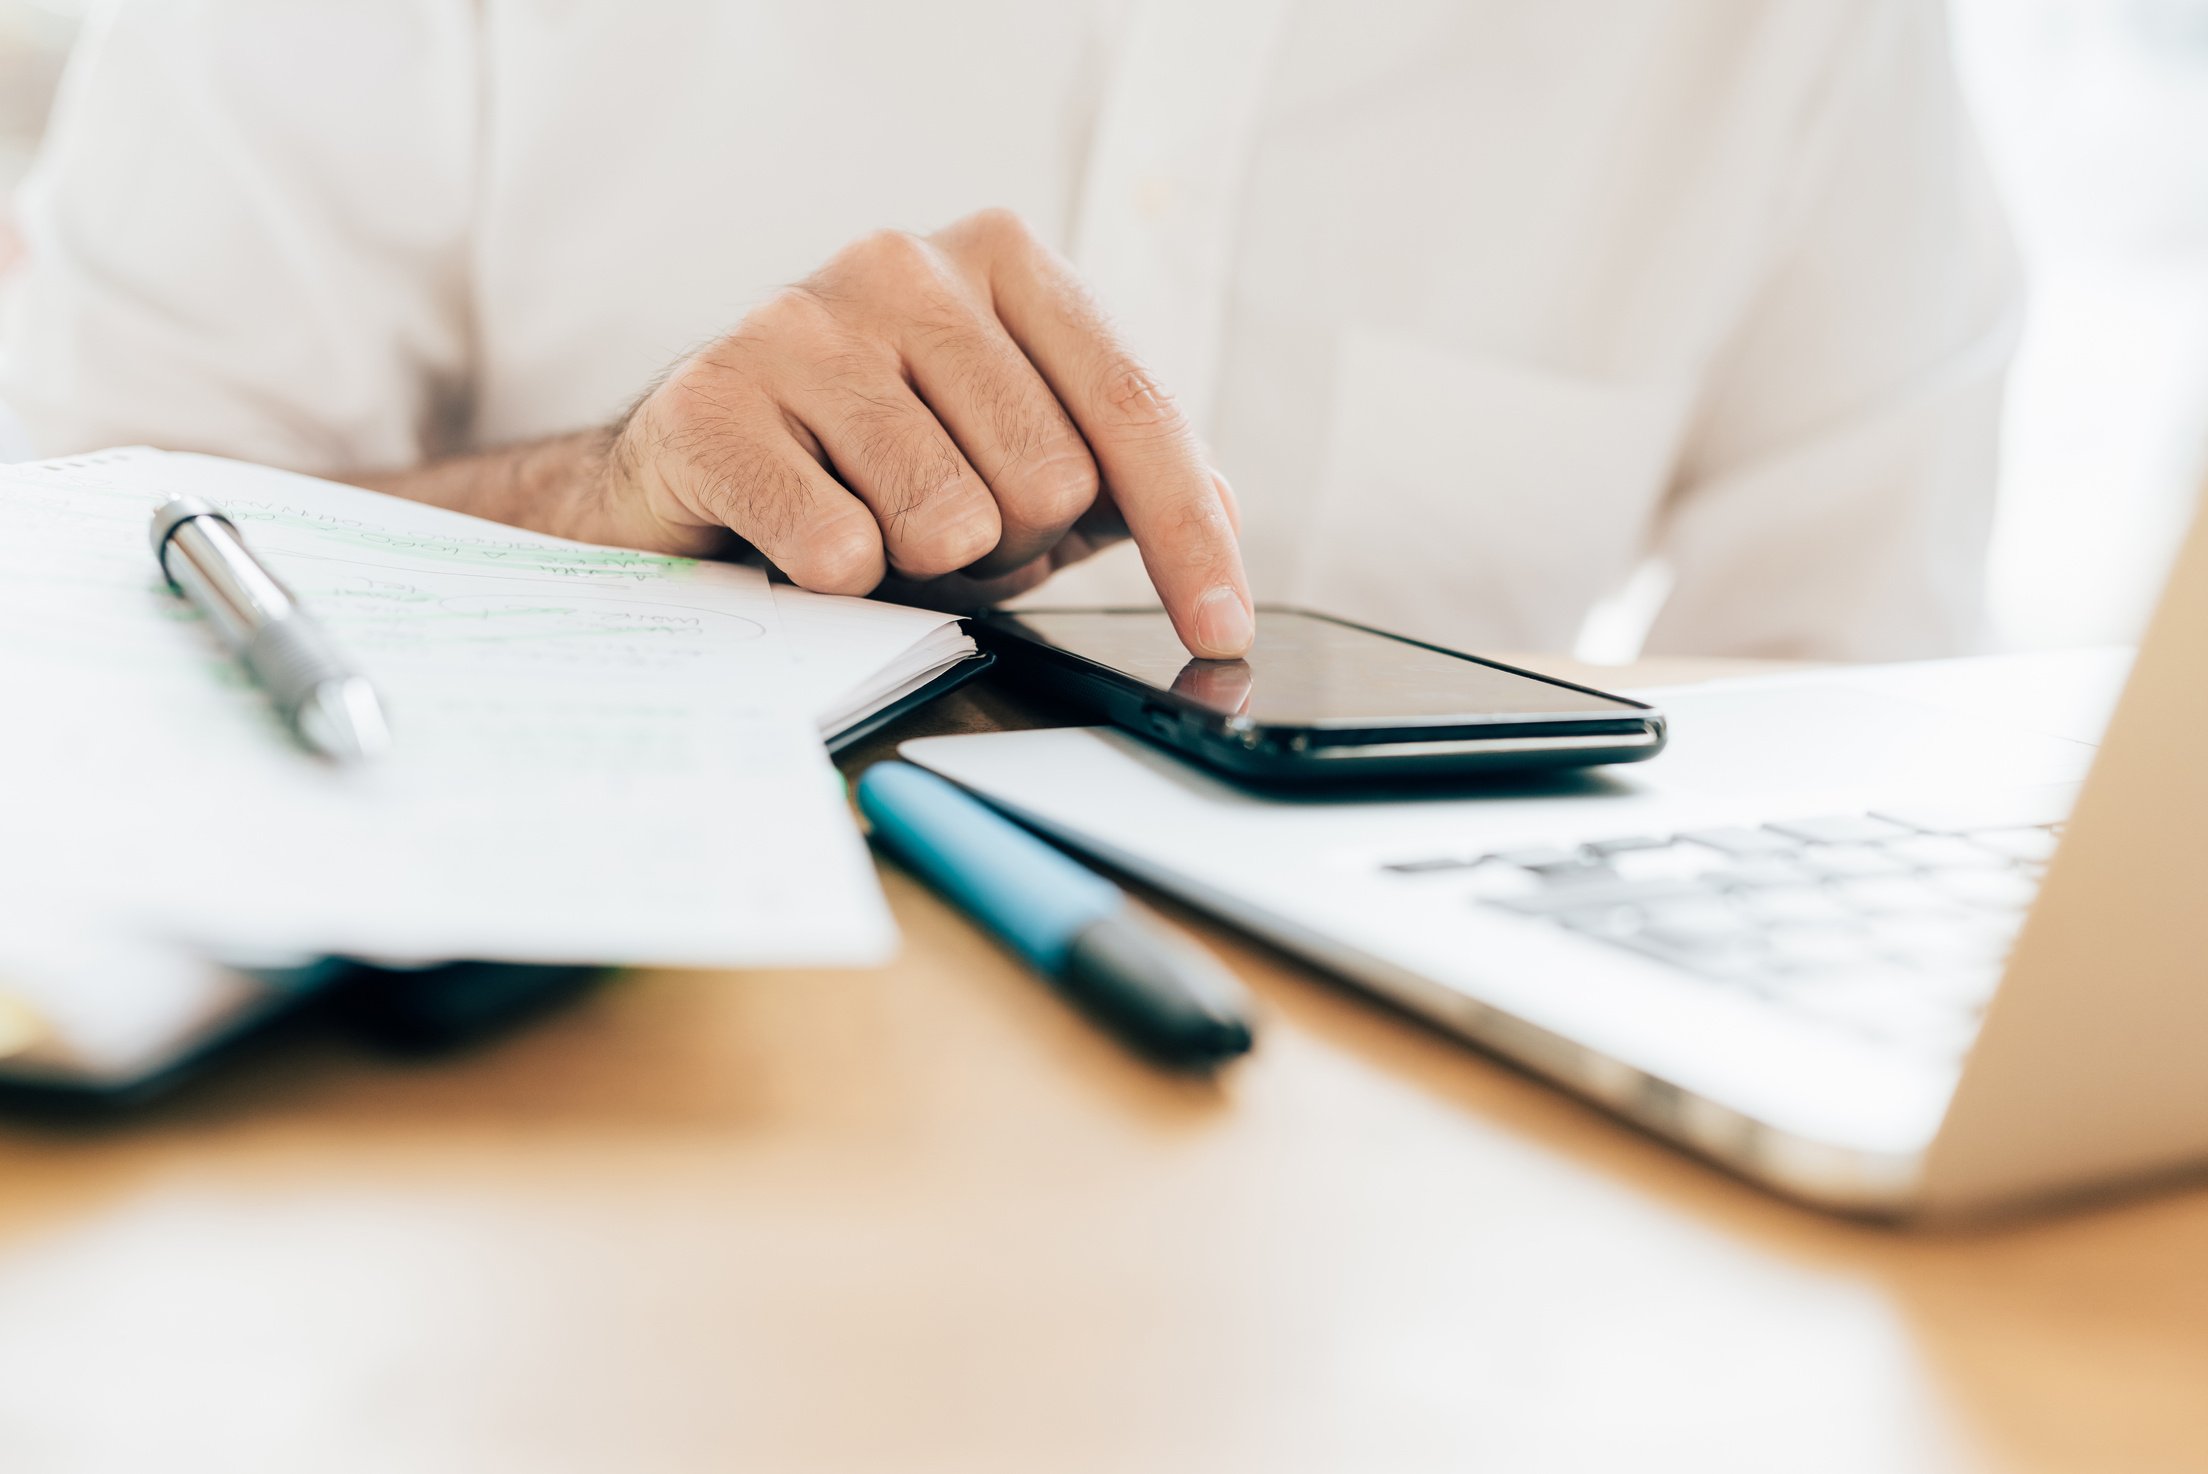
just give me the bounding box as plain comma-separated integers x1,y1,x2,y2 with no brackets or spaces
1,660,2203,1473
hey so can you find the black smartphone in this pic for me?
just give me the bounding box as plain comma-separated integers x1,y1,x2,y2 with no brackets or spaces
973,606,1666,785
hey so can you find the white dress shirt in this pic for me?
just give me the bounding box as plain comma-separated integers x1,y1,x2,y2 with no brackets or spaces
0,0,2018,659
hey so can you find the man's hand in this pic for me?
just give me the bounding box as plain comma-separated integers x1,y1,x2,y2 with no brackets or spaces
360,209,1253,658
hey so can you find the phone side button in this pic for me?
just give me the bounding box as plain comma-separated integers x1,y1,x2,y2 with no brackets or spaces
1140,703,1179,739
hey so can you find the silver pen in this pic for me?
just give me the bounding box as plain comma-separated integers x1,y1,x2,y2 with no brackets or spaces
150,496,390,761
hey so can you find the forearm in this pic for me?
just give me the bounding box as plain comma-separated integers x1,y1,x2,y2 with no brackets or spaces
341,426,628,545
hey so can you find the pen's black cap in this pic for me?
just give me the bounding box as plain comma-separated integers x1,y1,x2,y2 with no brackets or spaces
1062,914,1256,1068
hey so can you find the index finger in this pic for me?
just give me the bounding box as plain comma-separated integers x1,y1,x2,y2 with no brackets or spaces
959,219,1253,658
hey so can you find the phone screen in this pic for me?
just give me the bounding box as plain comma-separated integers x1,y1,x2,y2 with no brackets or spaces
993,608,1644,727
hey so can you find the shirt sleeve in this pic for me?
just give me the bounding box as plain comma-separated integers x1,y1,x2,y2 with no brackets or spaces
0,0,477,472
1641,0,2022,662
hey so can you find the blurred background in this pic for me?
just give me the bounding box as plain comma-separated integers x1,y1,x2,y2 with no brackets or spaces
4,0,2206,653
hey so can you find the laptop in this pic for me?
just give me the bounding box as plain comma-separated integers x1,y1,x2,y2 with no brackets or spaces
899,507,2208,1220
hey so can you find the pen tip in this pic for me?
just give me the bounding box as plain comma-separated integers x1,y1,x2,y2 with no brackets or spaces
298,678,391,762
1200,1015,1256,1060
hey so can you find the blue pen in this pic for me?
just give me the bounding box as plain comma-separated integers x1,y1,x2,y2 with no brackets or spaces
856,761,1255,1067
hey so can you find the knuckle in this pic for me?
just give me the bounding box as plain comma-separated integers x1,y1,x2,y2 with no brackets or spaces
959,206,1036,250
748,285,840,344
1135,490,1233,577
836,406,1000,575
683,437,780,529
651,356,749,448
903,287,987,354
651,379,715,450
890,485,1000,577
1094,355,1188,439
996,442,1099,531
838,227,939,289
841,400,952,507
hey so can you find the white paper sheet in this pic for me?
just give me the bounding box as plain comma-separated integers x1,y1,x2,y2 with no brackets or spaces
770,582,977,737
0,449,895,967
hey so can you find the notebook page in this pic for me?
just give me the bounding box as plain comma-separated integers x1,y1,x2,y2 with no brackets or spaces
770,582,976,735
0,450,893,967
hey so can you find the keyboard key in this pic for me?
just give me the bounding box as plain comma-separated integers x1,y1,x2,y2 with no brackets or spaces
1883,834,2011,872
1383,856,1479,875
1488,877,1707,916
1763,924,1882,973
1617,933,1770,982
1764,814,1914,845
1462,865,1543,901
1723,856,1818,889
1491,846,1580,871
1796,845,1911,878
1586,835,1672,856
1680,827,1801,857
1830,876,1966,916
1524,859,1618,885
1971,827,2060,864
1872,785,2080,835
1639,898,1756,949
1606,845,1729,883
1556,903,1646,940
1929,868,2040,912
1737,886,1855,926
1864,912,2018,967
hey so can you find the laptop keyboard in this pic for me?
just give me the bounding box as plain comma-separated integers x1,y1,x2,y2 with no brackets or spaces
1380,787,2075,1056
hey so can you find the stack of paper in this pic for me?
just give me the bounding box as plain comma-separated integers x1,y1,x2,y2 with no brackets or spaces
0,450,979,1081
773,581,982,740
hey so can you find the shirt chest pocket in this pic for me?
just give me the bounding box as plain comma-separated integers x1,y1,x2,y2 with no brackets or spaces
1296,327,1695,655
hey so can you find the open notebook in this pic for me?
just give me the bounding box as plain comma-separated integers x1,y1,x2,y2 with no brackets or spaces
773,582,987,749
0,450,984,1091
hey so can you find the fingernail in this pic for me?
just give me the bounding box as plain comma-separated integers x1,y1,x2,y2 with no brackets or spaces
1195,585,1254,656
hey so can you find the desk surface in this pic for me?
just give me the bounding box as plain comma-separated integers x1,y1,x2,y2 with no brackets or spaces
2,659,2204,1474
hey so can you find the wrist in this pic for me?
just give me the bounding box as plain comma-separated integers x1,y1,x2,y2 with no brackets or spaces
542,423,626,543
